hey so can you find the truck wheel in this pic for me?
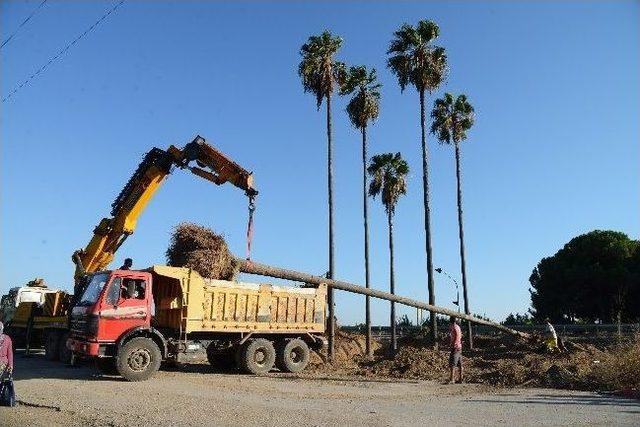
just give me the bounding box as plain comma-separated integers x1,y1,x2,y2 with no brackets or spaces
96,358,118,375
238,338,275,375
58,332,72,364
275,338,310,373
116,337,161,382
44,332,60,361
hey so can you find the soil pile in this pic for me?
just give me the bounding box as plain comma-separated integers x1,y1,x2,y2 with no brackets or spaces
312,330,639,392
166,223,237,280
309,330,382,369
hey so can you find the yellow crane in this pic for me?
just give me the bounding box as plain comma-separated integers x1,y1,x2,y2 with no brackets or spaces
72,135,258,282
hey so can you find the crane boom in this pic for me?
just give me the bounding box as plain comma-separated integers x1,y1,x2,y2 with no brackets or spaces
72,135,257,281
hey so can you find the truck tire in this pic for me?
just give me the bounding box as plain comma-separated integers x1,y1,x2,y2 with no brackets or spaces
58,332,72,364
96,358,118,375
275,338,310,373
238,338,275,375
44,332,60,361
116,337,161,382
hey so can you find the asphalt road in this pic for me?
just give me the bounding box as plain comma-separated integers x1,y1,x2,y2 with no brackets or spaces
1,351,638,426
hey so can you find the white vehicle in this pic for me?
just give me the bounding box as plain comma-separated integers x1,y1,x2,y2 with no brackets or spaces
0,279,58,323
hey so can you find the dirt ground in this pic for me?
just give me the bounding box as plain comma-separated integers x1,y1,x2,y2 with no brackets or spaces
1,351,638,427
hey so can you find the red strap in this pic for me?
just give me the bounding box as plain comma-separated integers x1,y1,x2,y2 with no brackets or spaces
246,196,255,260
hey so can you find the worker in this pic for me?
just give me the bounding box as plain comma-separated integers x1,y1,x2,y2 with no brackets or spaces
544,318,559,352
119,258,133,270
0,322,13,377
448,316,463,384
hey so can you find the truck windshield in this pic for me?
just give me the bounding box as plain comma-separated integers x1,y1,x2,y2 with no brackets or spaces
78,273,110,306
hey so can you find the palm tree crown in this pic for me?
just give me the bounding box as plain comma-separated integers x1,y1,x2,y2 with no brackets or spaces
387,20,448,93
430,93,475,144
298,31,346,109
340,65,381,129
368,153,409,215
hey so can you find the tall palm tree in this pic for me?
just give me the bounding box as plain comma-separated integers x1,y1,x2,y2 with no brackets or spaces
340,65,381,358
431,92,475,348
298,31,346,361
368,152,409,354
387,20,448,346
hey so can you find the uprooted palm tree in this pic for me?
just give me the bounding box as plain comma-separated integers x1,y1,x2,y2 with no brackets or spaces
340,65,381,358
298,30,346,361
368,152,409,353
387,20,448,347
431,92,475,348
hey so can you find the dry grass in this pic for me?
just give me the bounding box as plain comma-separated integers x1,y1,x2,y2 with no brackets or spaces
166,223,237,280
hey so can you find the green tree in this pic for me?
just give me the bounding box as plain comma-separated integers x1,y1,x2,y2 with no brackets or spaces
503,313,533,326
430,92,475,348
340,65,381,357
529,230,640,323
368,152,409,353
387,20,448,346
298,31,346,361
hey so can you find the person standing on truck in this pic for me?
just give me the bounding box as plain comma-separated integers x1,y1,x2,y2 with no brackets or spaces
119,258,133,270
0,322,13,376
448,316,463,384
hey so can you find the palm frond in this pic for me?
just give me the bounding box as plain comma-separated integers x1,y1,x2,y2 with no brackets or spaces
368,152,409,215
342,65,381,129
387,20,447,93
430,92,475,145
298,30,344,109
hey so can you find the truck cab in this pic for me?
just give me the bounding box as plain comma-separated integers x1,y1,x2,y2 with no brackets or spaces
68,270,155,359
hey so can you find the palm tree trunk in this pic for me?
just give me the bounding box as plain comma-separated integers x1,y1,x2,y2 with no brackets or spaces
455,143,473,349
420,89,437,348
388,209,397,354
326,92,336,361
362,125,372,358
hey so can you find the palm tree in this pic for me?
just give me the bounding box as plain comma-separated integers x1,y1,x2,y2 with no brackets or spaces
430,92,475,348
387,20,448,346
298,31,346,361
368,152,409,353
340,65,381,358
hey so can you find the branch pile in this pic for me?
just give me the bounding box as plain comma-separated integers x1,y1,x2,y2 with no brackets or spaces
166,223,237,280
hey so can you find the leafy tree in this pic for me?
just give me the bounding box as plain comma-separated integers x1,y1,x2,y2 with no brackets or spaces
503,312,533,326
431,92,475,347
387,20,448,346
340,65,381,357
529,230,640,323
369,152,409,353
298,31,346,360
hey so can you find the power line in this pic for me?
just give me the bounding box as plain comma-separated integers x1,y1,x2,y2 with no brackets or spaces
0,0,49,51
2,0,126,103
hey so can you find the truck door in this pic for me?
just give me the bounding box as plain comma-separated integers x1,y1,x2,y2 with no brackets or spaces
98,272,151,342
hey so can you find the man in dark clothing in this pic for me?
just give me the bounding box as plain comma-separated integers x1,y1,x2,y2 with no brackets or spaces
119,258,133,270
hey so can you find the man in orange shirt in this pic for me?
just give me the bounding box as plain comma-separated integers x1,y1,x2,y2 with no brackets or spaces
448,316,463,384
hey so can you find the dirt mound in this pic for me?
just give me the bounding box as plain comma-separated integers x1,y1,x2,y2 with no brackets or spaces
312,331,638,392
309,329,382,370
166,223,237,280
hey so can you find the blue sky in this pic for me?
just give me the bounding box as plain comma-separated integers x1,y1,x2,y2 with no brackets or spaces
1,1,638,325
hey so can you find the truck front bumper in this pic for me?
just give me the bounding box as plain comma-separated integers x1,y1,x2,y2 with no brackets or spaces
67,337,101,356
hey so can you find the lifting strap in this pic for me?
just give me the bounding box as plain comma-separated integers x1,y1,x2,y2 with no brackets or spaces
246,194,256,260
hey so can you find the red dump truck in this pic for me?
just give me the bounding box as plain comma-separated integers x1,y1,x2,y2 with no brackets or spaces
67,265,327,381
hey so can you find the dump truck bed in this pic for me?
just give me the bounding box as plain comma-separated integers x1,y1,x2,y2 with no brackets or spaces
149,265,327,335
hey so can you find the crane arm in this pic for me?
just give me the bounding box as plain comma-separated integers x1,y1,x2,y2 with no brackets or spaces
73,135,257,281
